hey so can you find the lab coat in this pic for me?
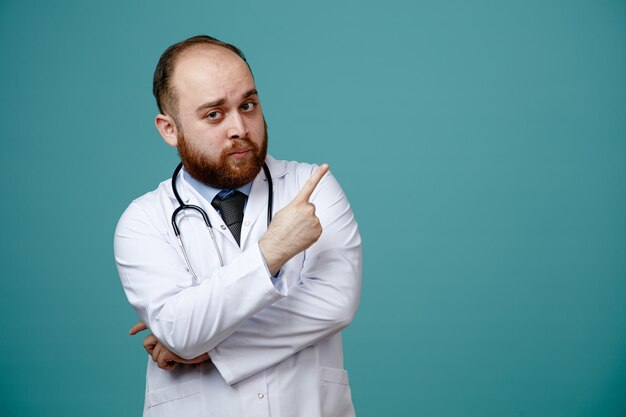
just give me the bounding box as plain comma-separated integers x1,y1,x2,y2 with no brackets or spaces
114,155,362,417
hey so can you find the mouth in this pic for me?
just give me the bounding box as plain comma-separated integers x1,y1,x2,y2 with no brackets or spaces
228,148,252,158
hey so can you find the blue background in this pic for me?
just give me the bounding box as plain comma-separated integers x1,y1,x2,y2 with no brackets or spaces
1,1,625,416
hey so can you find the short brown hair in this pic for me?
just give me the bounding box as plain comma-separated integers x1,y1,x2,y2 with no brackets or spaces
152,35,249,120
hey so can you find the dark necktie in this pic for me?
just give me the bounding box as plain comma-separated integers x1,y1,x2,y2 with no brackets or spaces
211,190,247,246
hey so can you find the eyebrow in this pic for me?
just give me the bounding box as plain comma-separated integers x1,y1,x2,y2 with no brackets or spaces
196,89,258,113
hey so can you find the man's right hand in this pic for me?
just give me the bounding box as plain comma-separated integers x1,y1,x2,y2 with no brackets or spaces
259,164,329,276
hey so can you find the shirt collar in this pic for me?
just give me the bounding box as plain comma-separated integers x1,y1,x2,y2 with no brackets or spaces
182,169,253,204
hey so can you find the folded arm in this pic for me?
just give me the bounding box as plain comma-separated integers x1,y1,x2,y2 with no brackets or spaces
115,164,334,360
117,165,361,380
209,171,362,384
115,202,286,360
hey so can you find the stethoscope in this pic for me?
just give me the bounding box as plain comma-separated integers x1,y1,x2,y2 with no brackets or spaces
170,162,274,283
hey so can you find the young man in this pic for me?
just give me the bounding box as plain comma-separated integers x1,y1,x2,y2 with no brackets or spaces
114,35,362,417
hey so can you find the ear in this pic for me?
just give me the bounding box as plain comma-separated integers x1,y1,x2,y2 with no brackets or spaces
155,114,179,147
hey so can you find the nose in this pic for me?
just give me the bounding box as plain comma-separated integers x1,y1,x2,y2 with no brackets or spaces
226,113,248,139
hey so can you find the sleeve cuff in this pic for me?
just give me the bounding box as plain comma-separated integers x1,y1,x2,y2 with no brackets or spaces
256,243,288,296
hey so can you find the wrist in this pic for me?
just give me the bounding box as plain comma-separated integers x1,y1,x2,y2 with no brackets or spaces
259,238,290,276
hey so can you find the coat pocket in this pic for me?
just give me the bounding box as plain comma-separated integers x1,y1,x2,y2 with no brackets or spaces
319,367,355,417
147,379,202,417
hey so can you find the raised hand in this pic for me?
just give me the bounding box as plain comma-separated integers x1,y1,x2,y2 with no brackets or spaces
259,164,329,276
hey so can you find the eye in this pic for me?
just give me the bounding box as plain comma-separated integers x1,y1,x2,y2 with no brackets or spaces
207,111,222,120
241,102,256,112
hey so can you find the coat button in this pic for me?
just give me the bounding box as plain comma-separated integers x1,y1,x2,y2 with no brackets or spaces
257,393,264,399
220,225,227,230
244,221,250,226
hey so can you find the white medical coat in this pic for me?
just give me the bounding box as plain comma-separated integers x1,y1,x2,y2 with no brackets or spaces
114,156,362,417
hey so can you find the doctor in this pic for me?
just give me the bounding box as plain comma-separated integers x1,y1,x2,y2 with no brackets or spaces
114,35,362,417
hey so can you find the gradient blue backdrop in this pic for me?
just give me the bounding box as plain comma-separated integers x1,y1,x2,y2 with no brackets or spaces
1,1,625,416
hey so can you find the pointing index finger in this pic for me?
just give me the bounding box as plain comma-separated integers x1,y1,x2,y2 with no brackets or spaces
295,163,329,203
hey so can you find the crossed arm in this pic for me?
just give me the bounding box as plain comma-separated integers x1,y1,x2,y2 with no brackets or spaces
117,164,361,380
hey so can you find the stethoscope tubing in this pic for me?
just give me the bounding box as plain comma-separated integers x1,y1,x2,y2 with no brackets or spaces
170,162,273,282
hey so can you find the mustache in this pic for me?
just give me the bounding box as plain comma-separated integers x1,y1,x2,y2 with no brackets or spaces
226,138,257,152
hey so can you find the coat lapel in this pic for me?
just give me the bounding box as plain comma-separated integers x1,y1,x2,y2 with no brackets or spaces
241,156,288,248
173,156,289,253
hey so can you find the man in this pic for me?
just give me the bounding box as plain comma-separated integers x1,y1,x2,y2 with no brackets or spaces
114,35,362,417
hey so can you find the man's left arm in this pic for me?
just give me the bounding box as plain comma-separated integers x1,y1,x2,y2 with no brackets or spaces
208,168,362,384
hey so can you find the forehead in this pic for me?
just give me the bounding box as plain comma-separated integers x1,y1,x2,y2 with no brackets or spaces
172,46,255,106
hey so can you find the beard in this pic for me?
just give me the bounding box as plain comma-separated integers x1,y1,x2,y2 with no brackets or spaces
177,123,268,189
